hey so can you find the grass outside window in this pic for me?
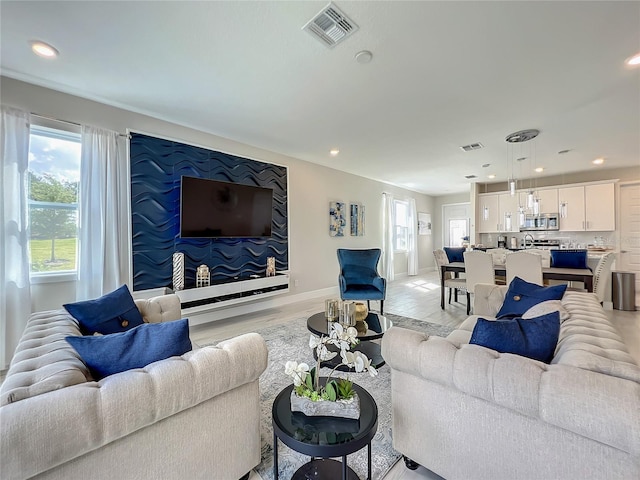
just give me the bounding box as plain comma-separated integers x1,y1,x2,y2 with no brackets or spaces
30,237,77,273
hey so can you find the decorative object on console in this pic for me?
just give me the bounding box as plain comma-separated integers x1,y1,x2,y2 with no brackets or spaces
350,203,365,236
172,252,185,291
340,301,357,327
196,264,210,288
329,201,346,237
266,256,276,277
354,302,368,322
63,285,144,335
285,323,378,419
325,299,339,321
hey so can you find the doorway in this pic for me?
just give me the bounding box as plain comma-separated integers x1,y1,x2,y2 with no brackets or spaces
443,203,470,247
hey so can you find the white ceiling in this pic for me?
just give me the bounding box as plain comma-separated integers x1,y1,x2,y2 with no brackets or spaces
1,1,639,195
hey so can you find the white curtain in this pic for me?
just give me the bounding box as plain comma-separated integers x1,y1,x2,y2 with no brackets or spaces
77,126,128,301
407,197,418,275
382,193,395,282
1,106,32,369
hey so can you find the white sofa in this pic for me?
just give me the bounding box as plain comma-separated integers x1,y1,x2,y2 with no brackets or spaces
0,295,268,480
381,285,640,480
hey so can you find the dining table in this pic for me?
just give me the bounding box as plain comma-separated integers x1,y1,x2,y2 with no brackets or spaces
440,262,594,310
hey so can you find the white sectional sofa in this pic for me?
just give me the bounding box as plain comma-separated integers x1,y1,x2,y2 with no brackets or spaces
382,285,640,480
0,295,268,480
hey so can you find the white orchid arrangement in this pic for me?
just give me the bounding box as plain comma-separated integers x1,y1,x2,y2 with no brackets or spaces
284,323,378,402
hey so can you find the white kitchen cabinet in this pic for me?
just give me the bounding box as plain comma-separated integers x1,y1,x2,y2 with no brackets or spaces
498,193,520,232
477,194,499,233
558,183,615,231
536,188,559,214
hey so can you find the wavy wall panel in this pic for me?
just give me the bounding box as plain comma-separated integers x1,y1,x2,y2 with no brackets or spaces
130,133,288,291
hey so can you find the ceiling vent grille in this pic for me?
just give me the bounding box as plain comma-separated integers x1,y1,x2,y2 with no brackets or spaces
465,175,477,179
460,142,484,152
303,2,359,48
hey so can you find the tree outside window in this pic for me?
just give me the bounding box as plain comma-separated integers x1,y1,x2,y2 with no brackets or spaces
28,126,81,273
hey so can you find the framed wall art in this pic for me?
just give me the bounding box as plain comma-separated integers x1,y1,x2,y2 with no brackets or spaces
329,201,346,237
350,203,365,236
418,212,432,235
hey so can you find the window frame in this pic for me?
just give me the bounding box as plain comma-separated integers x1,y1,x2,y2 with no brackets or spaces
393,199,409,253
28,120,81,283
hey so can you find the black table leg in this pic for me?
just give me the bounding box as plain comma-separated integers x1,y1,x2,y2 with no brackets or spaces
440,266,445,309
273,432,278,480
367,441,372,480
342,455,348,479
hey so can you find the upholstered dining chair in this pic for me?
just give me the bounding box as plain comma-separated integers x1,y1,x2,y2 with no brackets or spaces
567,252,616,303
433,249,467,309
506,251,543,286
337,248,386,313
463,250,495,315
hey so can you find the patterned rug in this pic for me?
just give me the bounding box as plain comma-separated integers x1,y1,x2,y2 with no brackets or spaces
248,312,454,480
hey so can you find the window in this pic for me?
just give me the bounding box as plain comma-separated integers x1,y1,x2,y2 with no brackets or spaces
448,219,468,247
393,200,409,251
28,125,81,276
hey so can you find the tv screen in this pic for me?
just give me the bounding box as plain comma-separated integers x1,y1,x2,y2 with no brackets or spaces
180,176,273,238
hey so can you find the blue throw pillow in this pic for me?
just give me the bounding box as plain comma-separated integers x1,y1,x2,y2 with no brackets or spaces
443,247,465,263
469,311,560,363
550,250,588,269
496,276,567,319
63,285,144,335
66,319,192,379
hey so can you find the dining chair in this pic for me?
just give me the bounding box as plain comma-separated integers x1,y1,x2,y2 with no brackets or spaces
506,251,543,286
486,248,508,284
523,248,551,268
463,250,495,315
433,249,467,308
337,248,386,313
567,252,616,303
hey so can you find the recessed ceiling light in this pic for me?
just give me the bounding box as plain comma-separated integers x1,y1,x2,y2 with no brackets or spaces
535,167,544,173
488,174,496,179
593,158,605,165
355,50,373,64
30,40,59,58
329,149,340,157
625,52,640,66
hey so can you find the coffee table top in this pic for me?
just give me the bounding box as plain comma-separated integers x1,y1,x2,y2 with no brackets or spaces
272,380,378,458
307,312,392,341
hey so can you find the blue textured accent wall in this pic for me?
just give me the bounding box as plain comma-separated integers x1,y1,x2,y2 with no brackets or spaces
129,133,288,291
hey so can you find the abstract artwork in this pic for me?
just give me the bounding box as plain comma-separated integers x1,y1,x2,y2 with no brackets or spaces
418,212,432,235
329,202,346,237
350,203,365,236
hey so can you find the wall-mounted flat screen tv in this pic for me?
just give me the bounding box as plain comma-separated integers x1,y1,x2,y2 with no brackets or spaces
180,176,273,238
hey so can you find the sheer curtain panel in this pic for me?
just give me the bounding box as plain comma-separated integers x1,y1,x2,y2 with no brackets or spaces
407,197,418,275
77,126,127,301
1,106,32,369
382,193,395,282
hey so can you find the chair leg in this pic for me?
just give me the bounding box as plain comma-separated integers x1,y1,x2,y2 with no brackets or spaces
466,292,471,315
448,288,452,304
380,300,384,314
367,300,371,310
454,288,458,302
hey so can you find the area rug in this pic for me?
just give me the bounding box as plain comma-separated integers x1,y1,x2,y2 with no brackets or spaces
246,312,454,480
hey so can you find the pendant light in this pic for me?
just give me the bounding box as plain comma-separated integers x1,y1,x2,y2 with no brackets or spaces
506,129,540,203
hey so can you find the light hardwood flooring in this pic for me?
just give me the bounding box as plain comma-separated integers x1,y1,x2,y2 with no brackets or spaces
193,271,640,480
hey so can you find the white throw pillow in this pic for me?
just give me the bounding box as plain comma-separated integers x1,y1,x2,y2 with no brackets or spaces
522,300,570,322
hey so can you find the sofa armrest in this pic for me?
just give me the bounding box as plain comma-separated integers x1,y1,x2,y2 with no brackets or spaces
135,294,181,323
473,283,506,317
0,332,268,480
381,326,640,457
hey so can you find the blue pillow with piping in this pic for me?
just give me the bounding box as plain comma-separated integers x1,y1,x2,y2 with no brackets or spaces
63,285,144,335
496,276,567,319
443,247,465,263
469,311,560,363
66,319,192,380
550,250,588,269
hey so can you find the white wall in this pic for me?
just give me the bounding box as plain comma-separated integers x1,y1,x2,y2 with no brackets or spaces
1,76,435,313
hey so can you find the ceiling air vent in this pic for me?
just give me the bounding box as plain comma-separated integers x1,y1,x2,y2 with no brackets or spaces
460,142,484,152
465,175,477,179
303,2,359,48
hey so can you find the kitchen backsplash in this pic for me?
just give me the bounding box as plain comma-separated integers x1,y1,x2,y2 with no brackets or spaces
478,231,618,249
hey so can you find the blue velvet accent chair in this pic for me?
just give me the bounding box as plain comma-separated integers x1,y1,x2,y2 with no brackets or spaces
337,248,387,313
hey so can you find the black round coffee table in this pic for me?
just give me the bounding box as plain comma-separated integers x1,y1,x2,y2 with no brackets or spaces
272,380,378,480
307,312,393,371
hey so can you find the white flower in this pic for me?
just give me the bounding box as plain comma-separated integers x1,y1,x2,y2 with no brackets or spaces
284,361,309,386
317,344,337,361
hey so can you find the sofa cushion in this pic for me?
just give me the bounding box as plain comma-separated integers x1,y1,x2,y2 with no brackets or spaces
443,247,465,263
63,285,144,335
550,249,589,269
66,319,192,379
469,311,561,363
496,277,567,319
523,300,570,322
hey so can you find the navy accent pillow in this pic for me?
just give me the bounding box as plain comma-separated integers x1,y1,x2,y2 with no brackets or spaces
496,276,567,319
66,319,192,380
469,311,560,363
63,285,144,335
550,250,588,269
443,247,465,263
